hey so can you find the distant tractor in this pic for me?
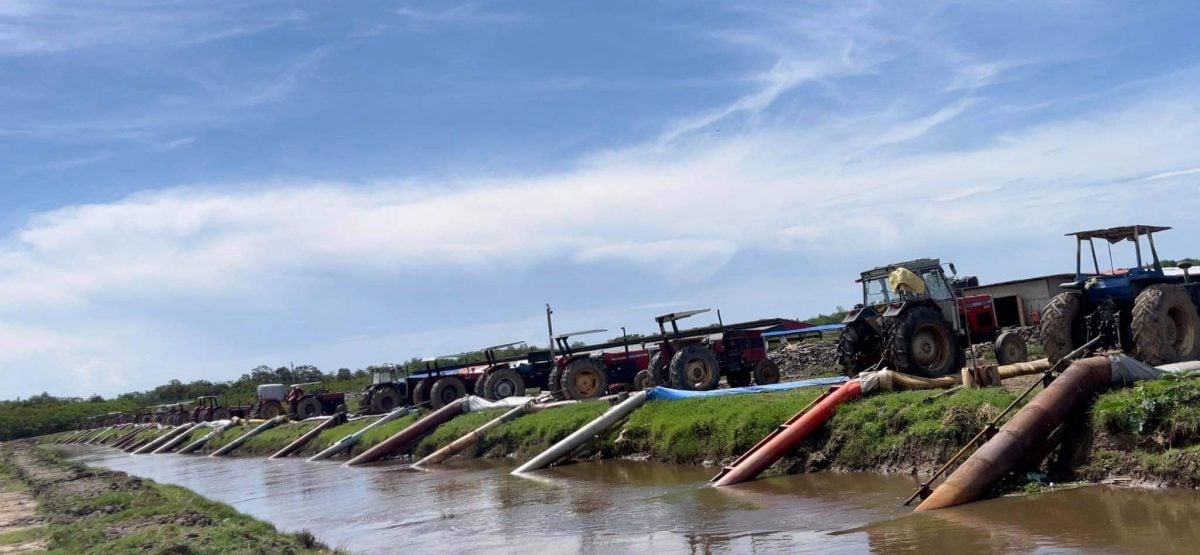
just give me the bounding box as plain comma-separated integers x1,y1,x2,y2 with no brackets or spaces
190,396,252,422
255,383,347,419
837,258,1027,378
646,309,800,391
359,365,410,414
1041,225,1200,365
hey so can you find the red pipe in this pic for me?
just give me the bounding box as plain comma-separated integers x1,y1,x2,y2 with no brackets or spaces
712,379,863,487
916,357,1112,512
345,400,466,467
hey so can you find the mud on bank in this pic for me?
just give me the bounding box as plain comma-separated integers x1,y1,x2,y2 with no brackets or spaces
0,442,334,554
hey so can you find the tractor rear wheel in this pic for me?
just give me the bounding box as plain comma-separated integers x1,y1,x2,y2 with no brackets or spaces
669,345,722,390
725,371,752,388
837,319,882,375
212,408,231,421
295,397,322,419
474,371,490,398
412,379,432,406
371,386,400,413
752,359,781,385
1132,285,1200,365
485,367,527,400
561,357,608,400
430,377,467,409
648,353,670,386
259,400,284,419
889,306,963,378
547,367,564,397
1041,292,1085,364
632,370,654,390
994,332,1029,365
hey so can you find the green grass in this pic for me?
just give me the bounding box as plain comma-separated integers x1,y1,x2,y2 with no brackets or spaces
2,444,333,554
0,527,44,546
1092,374,1200,447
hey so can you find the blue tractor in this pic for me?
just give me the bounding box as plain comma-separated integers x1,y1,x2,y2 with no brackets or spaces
1041,225,1200,365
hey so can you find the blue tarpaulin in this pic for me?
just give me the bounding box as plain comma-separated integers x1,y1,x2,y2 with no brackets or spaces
760,323,845,339
646,376,848,401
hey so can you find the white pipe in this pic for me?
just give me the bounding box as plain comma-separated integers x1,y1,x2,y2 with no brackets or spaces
307,407,416,462
513,391,647,474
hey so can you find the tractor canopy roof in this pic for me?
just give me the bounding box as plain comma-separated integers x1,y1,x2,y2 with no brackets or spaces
859,258,942,281
482,340,526,351
553,329,606,340
1068,225,1170,243
654,308,711,324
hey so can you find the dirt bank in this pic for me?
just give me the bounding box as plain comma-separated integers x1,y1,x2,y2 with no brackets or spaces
0,442,334,554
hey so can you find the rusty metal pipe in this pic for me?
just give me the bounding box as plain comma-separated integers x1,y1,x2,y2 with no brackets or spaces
915,356,1113,512
270,413,345,459
345,400,466,466
712,380,863,487
414,404,529,467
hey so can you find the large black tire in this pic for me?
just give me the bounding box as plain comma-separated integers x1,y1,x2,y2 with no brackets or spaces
474,371,491,398
752,359,781,385
994,332,1029,365
632,369,654,390
412,379,432,406
485,367,527,400
295,397,322,419
648,353,670,386
430,377,467,409
371,386,401,413
1041,292,1084,364
212,408,231,421
668,345,722,391
548,367,564,396
889,306,964,378
837,319,882,375
1132,284,1200,365
725,371,752,388
560,357,608,400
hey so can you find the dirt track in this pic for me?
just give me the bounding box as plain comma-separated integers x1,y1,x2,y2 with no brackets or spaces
0,444,46,553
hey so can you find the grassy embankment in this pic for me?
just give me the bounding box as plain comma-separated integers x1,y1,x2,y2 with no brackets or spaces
53,372,1200,488
0,442,333,554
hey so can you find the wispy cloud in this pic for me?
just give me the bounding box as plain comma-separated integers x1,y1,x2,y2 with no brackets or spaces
393,2,527,27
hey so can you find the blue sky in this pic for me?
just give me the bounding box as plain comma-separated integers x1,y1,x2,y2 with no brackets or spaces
3,1,1200,399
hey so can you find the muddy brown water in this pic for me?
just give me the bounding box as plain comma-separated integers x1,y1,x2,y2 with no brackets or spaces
61,446,1200,554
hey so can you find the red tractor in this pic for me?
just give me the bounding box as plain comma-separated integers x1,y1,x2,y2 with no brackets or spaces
837,258,1028,378
190,396,252,422
645,309,806,391
547,328,653,400
256,383,347,419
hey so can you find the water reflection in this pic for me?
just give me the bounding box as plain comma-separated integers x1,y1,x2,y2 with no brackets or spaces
59,446,1200,554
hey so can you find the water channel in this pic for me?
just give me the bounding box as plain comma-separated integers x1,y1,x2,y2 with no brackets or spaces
62,446,1200,554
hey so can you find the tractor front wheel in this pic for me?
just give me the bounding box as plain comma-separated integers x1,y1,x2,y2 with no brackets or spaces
1132,284,1200,365
669,345,722,390
560,358,608,400
485,367,527,400
474,371,491,398
430,377,467,409
1041,292,1085,364
889,306,963,378
752,359,781,385
994,332,1029,365
632,370,654,390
